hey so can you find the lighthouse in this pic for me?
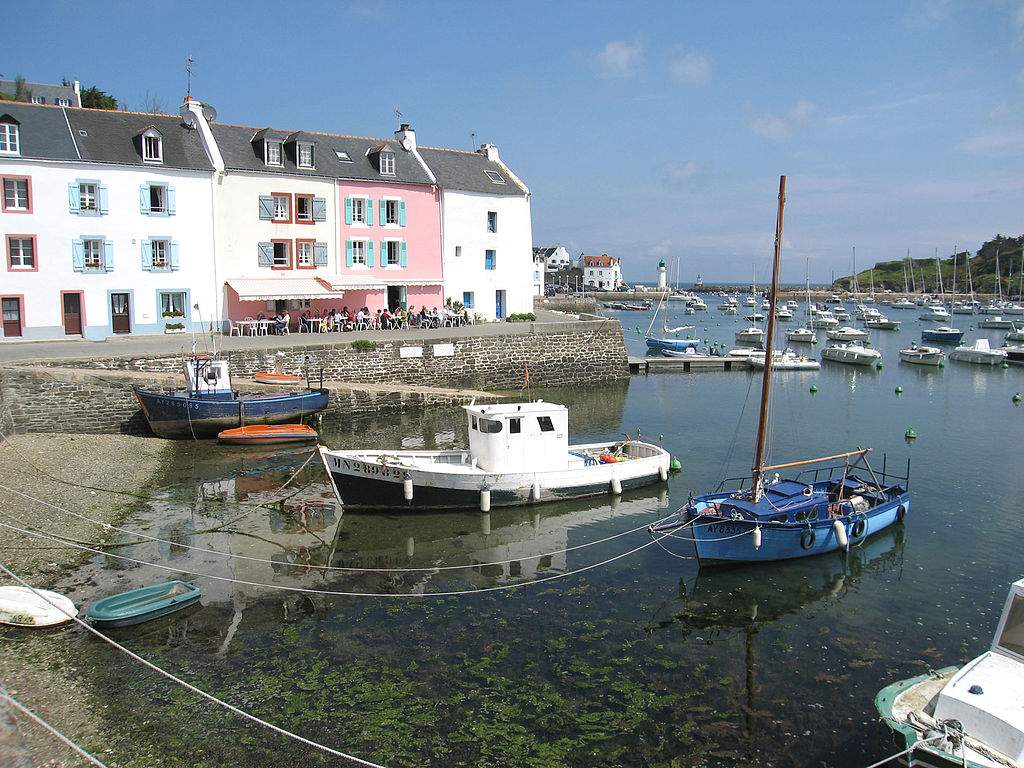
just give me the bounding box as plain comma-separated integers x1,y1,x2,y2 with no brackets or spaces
657,259,667,290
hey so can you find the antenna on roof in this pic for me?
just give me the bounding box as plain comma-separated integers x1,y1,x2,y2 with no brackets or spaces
186,55,195,99
395,107,402,121
471,132,476,150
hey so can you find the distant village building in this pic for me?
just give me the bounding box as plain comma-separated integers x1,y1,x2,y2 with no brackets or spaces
582,254,622,290
0,78,81,107
534,245,573,272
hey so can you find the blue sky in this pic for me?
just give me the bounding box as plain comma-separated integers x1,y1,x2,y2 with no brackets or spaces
5,0,1024,285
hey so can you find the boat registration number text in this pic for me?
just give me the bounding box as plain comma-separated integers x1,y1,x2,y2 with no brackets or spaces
704,523,747,535
336,459,403,479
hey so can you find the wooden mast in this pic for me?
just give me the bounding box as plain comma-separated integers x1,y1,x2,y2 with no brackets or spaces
751,175,786,501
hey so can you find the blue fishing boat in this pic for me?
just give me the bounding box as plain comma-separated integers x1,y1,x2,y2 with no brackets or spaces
86,580,202,628
134,355,328,439
649,176,911,565
921,326,964,343
644,292,699,350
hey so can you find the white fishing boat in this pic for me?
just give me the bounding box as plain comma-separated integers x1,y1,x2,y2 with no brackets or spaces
920,304,952,321
948,338,1008,365
786,327,817,344
864,315,902,331
898,346,945,366
319,400,673,510
736,327,765,343
876,577,1024,768
826,326,869,341
821,343,882,366
747,348,820,371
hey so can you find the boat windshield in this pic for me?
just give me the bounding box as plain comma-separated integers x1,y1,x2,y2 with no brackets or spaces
996,593,1024,658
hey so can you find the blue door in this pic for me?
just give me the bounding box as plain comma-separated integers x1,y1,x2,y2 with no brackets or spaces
495,290,505,319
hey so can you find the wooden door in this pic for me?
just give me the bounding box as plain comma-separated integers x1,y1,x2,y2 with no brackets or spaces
110,293,131,334
1,297,22,337
62,292,82,335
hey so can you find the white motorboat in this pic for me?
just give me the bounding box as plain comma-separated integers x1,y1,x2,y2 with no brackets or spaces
920,304,952,321
319,400,673,510
978,316,1015,329
877,577,1024,768
744,311,766,322
786,327,817,344
826,326,869,341
747,348,820,371
1006,325,1024,342
864,315,901,330
891,297,916,310
898,346,944,366
809,311,839,329
821,343,882,366
948,338,1008,365
735,327,765,343
774,306,793,320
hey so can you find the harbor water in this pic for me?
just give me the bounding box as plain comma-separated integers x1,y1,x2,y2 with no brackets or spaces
71,300,1021,767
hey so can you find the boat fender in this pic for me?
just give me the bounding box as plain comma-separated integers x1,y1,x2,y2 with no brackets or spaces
600,453,616,464
800,529,816,550
610,476,622,495
897,504,907,521
851,518,866,538
480,486,491,513
531,480,541,502
833,519,848,550
403,473,414,502
659,464,668,481
752,526,762,550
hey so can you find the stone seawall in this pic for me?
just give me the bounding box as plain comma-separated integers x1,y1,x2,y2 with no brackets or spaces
0,321,630,435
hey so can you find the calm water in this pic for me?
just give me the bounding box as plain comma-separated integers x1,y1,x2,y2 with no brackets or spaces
71,301,1022,768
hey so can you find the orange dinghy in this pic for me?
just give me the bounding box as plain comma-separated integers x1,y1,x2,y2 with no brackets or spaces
253,372,305,385
217,424,318,445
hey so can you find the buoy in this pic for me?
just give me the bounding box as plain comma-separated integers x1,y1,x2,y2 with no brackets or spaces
1013,392,1022,403
876,361,883,370
895,386,902,395
670,457,682,472
833,519,848,550
938,360,945,368
905,428,916,440
480,486,491,512
752,526,762,550
1002,362,1009,369
610,476,622,495
810,384,818,394
403,472,414,502
531,480,541,502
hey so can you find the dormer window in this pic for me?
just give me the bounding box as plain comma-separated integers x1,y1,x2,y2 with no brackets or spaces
379,149,395,175
297,142,314,169
141,128,163,163
265,140,283,166
0,120,20,156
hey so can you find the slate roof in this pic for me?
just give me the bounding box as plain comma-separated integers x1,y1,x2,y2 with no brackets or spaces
417,146,528,196
0,102,79,160
0,79,80,107
65,109,214,170
210,122,435,185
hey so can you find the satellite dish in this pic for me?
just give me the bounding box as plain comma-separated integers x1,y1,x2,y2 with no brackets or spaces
202,103,217,122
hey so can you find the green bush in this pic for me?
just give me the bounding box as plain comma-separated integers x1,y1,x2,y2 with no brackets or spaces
351,339,377,351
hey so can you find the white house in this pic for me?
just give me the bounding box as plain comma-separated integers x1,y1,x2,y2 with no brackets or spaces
535,246,574,272
420,143,534,320
582,254,622,291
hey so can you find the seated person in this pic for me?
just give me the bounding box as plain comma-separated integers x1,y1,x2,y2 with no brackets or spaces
274,311,290,334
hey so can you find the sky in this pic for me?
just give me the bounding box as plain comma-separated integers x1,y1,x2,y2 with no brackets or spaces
5,0,1024,285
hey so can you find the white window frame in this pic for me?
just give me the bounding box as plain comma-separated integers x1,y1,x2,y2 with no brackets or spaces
161,292,186,316
297,142,314,168
273,240,291,268
296,194,313,222
351,197,366,224
296,240,314,267
142,131,163,163
151,239,169,269
487,211,497,233
380,151,395,175
266,141,283,166
272,194,290,221
384,199,400,225
0,123,20,155
83,239,104,271
2,177,29,211
384,240,401,266
8,236,34,269
149,183,167,214
351,240,367,266
80,182,99,213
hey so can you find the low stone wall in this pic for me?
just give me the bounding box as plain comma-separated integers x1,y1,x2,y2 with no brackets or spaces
0,322,630,435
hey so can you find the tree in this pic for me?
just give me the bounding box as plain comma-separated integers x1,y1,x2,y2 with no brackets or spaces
81,86,118,110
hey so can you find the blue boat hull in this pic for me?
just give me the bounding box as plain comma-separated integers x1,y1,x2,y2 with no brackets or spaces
921,331,964,342
86,580,202,627
135,387,328,439
645,336,700,350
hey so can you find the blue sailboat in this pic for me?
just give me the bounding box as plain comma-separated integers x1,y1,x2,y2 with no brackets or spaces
644,291,699,350
649,176,911,565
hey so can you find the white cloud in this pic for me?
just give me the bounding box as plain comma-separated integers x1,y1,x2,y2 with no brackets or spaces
960,130,1024,157
751,100,816,140
595,40,644,79
668,48,709,84
661,160,702,185
909,0,952,29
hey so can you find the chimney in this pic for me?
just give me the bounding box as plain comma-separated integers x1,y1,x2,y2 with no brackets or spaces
395,123,416,151
479,143,500,162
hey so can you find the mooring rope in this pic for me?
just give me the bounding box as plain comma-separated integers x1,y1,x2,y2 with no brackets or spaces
0,563,390,768
0,686,112,768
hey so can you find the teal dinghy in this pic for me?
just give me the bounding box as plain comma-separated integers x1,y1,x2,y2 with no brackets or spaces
86,580,202,628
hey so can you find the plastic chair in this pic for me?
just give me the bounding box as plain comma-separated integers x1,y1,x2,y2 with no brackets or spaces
229,321,242,336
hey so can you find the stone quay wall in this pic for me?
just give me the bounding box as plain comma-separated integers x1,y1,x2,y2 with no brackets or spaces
0,320,630,435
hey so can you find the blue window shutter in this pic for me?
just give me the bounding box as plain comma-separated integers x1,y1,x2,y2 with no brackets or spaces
99,185,109,214
313,197,326,222
68,183,79,213
367,241,374,267
379,200,385,225
167,186,176,215
258,242,274,267
141,240,153,270
400,241,407,267
258,196,274,220
72,240,84,271
140,184,150,214
345,197,353,225
314,242,328,266
366,198,374,225
399,201,406,226
170,241,180,270
345,241,353,267
103,240,114,271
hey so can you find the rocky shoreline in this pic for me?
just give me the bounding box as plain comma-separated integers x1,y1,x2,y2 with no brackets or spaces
0,433,169,768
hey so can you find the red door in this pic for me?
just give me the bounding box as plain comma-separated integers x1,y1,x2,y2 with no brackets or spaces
62,292,83,335
110,293,131,334
2,297,22,337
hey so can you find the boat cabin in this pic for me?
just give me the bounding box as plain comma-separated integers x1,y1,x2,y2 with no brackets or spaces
931,577,1024,761
710,475,881,524
464,401,570,473
183,356,233,398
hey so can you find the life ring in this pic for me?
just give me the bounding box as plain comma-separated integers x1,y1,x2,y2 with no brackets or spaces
802,487,813,497
851,518,866,538
800,529,816,549
896,504,907,521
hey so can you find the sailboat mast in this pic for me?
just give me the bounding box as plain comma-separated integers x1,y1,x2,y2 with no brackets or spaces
752,175,786,501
